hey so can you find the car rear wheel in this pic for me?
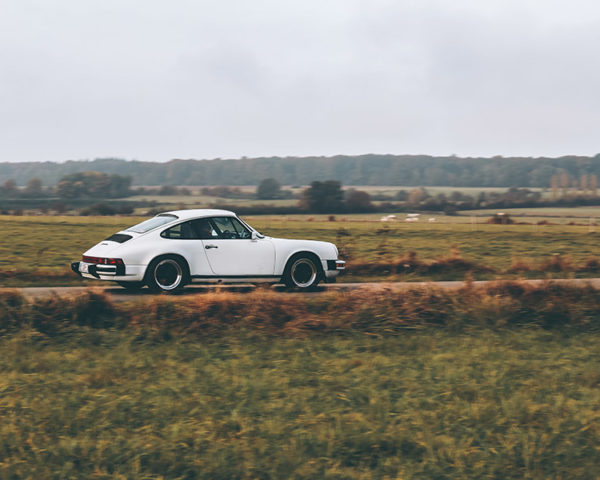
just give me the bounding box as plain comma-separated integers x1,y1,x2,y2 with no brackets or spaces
283,255,321,289
146,256,188,292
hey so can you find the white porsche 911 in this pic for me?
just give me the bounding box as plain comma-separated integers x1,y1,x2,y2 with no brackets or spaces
71,209,345,292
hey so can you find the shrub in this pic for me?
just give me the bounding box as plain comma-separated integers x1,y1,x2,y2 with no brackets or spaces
539,254,574,273
507,258,532,273
486,213,514,224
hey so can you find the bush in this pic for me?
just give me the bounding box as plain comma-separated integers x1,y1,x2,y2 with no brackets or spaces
80,203,134,216
256,178,282,199
486,213,514,224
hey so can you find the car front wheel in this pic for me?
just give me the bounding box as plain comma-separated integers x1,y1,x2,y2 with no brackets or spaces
284,255,321,289
146,256,188,292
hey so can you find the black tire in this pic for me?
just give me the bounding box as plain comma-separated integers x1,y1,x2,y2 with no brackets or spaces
145,255,189,293
117,281,145,291
283,254,322,290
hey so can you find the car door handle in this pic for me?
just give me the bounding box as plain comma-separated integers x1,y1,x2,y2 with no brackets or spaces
205,244,218,249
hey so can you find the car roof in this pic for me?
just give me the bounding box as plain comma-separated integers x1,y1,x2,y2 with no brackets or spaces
161,209,236,221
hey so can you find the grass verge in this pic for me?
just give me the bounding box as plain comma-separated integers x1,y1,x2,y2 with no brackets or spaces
2,281,600,335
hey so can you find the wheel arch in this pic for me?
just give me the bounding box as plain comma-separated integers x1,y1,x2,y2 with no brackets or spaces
281,250,325,279
144,252,191,283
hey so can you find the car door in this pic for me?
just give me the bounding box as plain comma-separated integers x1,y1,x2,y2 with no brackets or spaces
160,220,213,276
202,216,275,276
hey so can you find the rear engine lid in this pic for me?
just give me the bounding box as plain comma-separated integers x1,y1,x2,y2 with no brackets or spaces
83,230,141,257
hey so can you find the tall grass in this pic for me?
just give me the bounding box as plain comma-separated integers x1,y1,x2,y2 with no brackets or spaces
0,325,599,477
2,282,600,336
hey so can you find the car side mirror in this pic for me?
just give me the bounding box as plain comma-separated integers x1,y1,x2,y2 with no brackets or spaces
251,231,259,241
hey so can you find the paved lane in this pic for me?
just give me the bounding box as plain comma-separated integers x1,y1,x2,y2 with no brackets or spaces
4,278,600,302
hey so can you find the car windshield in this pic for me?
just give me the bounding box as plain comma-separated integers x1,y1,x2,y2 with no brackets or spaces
125,214,178,233
238,216,263,237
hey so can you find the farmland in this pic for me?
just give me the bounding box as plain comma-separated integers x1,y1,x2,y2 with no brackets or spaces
2,213,600,478
1,212,600,286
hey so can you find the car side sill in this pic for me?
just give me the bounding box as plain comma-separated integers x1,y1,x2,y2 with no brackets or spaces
190,275,281,284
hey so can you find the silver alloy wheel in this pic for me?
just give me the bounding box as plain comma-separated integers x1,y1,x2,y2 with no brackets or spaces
290,257,317,288
154,258,183,291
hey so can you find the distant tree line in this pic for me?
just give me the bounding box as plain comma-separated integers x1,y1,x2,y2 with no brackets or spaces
222,183,600,215
0,171,131,199
2,173,600,215
56,172,131,198
4,168,600,216
2,154,600,187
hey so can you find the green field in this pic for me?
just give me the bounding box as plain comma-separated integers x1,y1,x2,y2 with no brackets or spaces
353,185,546,197
120,185,553,214
248,216,600,266
462,206,600,222
2,286,600,479
1,214,600,286
5,329,599,479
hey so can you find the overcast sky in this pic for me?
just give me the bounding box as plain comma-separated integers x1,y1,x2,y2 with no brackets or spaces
1,0,599,163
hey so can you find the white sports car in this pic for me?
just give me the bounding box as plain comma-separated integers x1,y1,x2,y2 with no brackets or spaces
71,209,345,292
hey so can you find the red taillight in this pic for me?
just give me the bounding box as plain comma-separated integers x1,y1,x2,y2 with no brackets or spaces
82,256,124,266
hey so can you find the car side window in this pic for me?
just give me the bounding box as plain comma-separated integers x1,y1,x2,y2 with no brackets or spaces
161,221,197,239
211,217,251,239
190,218,218,239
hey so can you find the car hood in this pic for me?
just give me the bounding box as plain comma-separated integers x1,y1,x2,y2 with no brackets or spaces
270,237,338,256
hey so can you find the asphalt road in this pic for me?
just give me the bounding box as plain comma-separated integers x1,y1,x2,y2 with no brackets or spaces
5,278,600,302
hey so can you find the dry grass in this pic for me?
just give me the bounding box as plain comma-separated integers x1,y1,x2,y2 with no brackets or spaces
2,281,600,337
344,252,600,280
4,215,600,287
507,258,532,273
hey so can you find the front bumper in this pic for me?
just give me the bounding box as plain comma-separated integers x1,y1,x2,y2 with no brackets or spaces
326,260,346,271
323,259,346,282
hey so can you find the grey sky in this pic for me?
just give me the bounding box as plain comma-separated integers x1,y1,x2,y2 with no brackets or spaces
1,0,599,162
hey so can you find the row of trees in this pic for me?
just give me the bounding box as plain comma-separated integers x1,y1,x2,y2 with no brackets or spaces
4,154,600,187
0,172,132,199
298,181,375,213
0,178,44,197
549,173,598,198
294,183,600,214
4,171,600,215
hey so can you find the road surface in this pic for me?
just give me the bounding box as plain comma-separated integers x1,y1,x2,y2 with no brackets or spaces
4,278,600,302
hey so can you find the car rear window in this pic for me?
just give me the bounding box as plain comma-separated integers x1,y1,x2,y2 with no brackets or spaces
126,214,178,233
104,233,133,243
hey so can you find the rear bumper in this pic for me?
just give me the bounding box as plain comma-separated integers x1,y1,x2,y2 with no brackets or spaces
70,261,145,282
71,262,83,277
